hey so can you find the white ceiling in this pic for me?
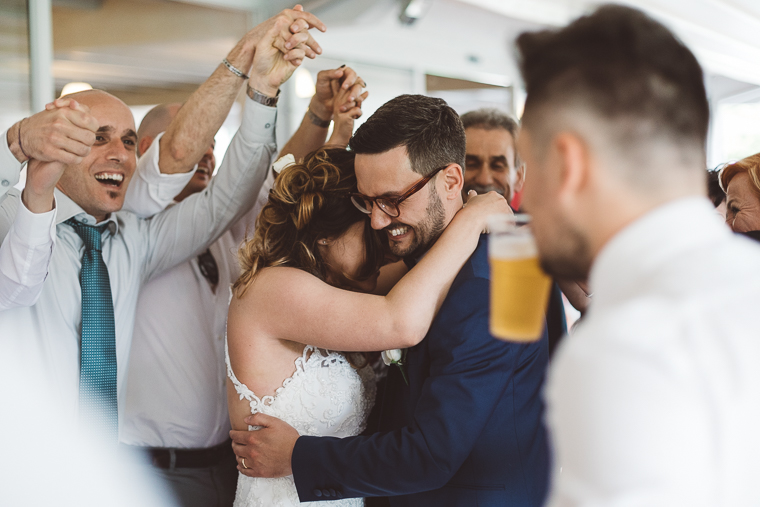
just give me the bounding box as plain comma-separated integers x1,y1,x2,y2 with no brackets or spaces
537,0,760,86
50,0,760,103
458,0,760,96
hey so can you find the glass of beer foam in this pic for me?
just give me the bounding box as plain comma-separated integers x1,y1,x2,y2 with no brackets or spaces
487,214,552,342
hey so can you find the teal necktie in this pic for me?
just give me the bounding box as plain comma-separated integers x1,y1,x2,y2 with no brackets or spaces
65,218,118,439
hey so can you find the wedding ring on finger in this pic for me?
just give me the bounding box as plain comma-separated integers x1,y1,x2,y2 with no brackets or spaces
241,457,249,469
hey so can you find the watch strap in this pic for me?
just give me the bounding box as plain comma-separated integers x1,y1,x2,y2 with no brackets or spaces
247,85,280,107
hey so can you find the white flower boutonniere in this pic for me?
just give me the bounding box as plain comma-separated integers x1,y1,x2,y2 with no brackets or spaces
382,348,408,385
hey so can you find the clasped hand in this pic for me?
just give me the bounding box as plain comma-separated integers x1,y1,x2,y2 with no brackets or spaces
247,5,327,97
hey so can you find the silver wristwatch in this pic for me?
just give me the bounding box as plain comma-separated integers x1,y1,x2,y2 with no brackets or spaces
246,85,280,107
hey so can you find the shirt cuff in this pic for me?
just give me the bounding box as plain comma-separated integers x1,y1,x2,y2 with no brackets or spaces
13,196,57,247
123,131,194,216
240,100,278,145
139,132,196,183
0,128,23,192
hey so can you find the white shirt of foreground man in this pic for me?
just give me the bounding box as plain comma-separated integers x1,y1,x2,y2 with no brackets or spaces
0,99,276,432
546,198,760,506
514,5,760,506
0,349,175,507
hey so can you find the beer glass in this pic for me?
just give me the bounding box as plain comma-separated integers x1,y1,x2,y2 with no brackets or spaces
488,214,552,342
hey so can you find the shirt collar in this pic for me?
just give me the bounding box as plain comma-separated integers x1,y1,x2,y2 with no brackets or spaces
589,196,730,308
54,188,119,235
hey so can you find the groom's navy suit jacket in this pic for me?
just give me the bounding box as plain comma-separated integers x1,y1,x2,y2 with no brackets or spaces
292,236,550,506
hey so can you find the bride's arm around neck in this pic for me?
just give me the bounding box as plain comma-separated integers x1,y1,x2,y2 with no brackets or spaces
227,191,509,354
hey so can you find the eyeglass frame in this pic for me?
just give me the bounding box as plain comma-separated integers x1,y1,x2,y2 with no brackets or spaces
349,164,449,218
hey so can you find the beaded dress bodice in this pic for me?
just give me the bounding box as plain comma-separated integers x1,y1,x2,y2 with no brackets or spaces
226,343,376,507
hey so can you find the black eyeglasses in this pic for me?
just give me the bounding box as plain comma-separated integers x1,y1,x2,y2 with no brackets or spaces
350,165,448,218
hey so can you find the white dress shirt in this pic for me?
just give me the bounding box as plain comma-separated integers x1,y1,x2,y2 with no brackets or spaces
0,99,277,436
122,156,276,449
0,124,191,313
0,198,56,311
546,197,760,507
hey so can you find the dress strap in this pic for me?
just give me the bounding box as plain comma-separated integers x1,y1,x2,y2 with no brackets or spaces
224,337,262,414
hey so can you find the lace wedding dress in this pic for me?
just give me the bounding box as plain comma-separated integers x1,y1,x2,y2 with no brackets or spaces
226,343,376,507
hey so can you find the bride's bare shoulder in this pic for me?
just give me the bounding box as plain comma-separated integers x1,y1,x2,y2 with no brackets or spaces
228,266,325,342
249,266,320,292
231,266,323,309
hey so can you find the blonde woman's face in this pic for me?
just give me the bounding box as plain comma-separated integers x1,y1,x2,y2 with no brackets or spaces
320,221,380,293
726,172,760,233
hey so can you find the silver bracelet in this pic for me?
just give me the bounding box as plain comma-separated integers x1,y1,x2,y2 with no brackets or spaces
246,85,280,107
222,58,249,80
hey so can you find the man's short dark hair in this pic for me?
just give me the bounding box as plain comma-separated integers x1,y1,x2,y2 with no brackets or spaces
349,94,465,176
516,4,709,165
460,108,519,140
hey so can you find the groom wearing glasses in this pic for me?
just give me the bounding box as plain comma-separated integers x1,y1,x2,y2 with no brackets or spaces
231,94,551,506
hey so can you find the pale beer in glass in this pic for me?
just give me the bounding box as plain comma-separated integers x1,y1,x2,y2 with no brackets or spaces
488,214,552,342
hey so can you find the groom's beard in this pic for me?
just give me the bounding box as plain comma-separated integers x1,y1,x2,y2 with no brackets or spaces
395,190,446,260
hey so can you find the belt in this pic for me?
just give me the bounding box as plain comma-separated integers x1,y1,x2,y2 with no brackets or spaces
129,439,233,469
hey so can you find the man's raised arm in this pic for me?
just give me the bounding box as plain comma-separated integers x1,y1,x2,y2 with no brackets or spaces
139,6,326,280
158,5,325,176
118,4,328,220
279,65,368,162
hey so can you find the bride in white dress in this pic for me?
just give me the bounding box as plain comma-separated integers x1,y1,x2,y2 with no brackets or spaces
226,148,507,506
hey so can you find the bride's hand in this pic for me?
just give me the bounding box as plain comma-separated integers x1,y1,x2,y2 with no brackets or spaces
457,190,512,232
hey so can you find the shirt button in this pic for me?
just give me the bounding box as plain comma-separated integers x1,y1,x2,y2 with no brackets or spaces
264,123,271,129
1,179,9,187
313,489,322,498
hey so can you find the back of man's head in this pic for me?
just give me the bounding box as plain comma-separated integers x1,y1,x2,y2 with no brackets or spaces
136,103,182,156
349,94,465,176
517,4,709,186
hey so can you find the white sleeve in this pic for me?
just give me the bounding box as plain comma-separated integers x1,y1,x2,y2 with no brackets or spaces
122,132,195,218
227,164,275,245
0,128,23,201
0,197,56,311
228,152,292,245
140,100,278,281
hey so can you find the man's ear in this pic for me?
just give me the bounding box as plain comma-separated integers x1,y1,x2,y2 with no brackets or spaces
138,135,154,158
440,163,464,201
553,132,590,206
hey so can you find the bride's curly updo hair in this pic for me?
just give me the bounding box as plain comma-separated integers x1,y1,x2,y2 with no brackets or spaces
233,148,385,298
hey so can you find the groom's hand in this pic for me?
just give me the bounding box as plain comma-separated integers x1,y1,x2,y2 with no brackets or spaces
230,413,300,478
